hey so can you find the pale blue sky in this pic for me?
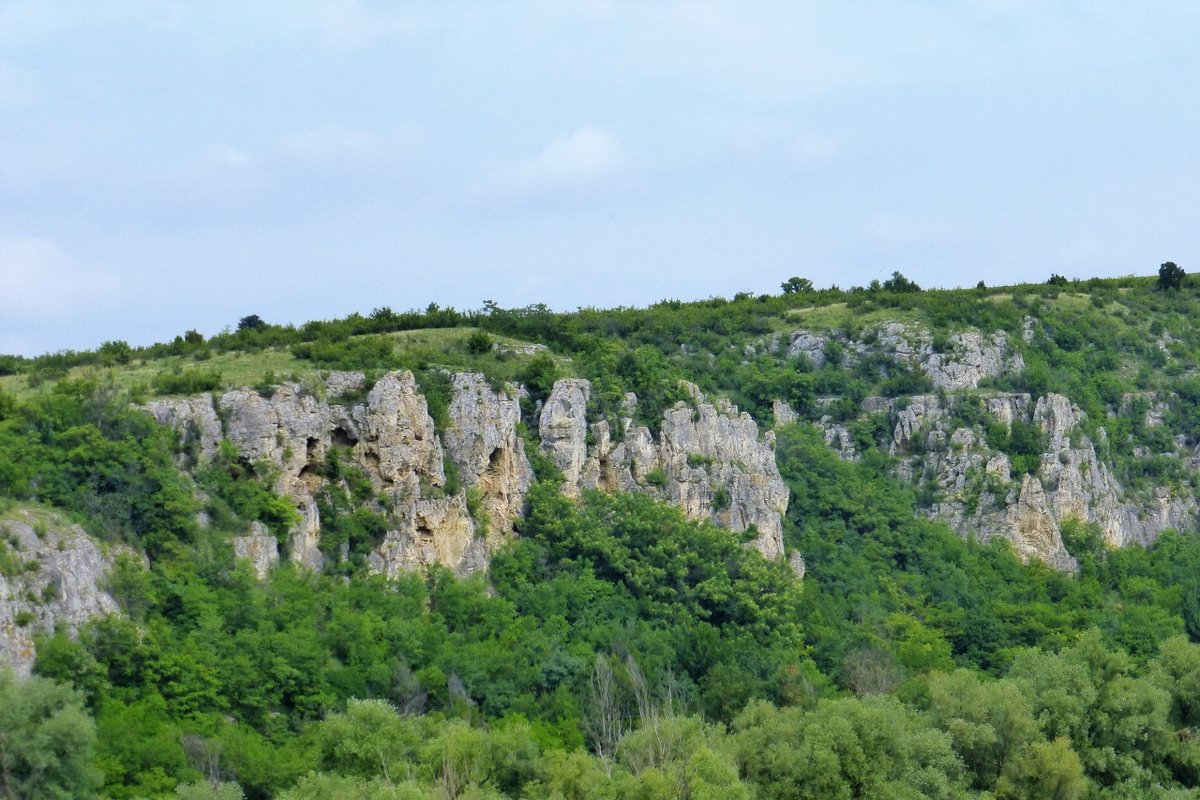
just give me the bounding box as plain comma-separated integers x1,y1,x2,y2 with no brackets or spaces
1,1,1198,356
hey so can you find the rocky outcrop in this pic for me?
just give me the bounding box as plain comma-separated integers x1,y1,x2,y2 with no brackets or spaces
773,400,799,427
879,391,1196,567
444,373,534,543
1005,475,1076,570
0,510,122,677
923,331,1024,391
149,371,535,577
541,379,790,560
788,325,1023,391
787,332,829,367
538,379,592,496
232,523,279,580
147,371,793,573
144,394,222,463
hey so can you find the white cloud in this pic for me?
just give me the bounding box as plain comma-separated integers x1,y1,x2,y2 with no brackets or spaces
478,127,627,204
0,236,117,316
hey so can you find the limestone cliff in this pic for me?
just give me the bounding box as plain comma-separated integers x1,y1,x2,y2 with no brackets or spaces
0,509,122,677
816,388,1196,568
149,370,791,576
147,371,533,578
541,379,790,560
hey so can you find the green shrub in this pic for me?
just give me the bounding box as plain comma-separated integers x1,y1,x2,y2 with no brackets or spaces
151,367,223,396
465,330,494,355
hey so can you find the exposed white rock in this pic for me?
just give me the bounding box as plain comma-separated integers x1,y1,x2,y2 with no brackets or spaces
787,331,828,367
325,371,366,397
773,400,799,427
543,379,789,560
923,331,1024,391
1006,475,1077,570
892,395,941,452
144,394,222,463
539,379,592,497
232,522,279,580
985,394,1032,430
444,373,534,543
148,370,540,577
819,418,857,461
912,391,1196,566
0,510,122,677
789,325,1023,392
289,495,325,572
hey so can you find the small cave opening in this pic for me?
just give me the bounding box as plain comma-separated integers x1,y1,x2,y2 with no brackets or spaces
332,426,357,448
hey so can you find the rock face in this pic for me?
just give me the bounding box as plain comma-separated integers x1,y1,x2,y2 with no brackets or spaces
149,371,534,577
444,373,534,543
144,394,222,463
538,378,592,496
779,321,1197,568
148,370,793,575
0,510,122,677
824,388,1197,568
233,523,279,580
788,325,1024,391
541,379,790,560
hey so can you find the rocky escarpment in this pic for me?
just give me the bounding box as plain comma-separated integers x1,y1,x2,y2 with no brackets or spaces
778,322,1197,568
149,371,531,578
541,379,789,560
0,509,122,676
788,323,1024,390
796,388,1197,569
149,370,789,578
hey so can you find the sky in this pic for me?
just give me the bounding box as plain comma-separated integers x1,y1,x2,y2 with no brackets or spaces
1,1,1198,357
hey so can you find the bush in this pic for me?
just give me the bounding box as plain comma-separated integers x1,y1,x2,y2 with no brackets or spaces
465,330,494,355
151,367,223,396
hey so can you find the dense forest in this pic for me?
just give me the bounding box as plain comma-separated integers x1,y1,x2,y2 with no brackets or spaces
5,267,1200,799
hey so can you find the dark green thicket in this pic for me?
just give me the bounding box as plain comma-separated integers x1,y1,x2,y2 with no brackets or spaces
0,380,197,556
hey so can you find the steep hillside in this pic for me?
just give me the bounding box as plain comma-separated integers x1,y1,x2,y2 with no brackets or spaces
8,271,1200,798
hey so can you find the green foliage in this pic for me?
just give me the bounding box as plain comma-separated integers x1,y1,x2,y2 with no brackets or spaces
465,329,494,355
516,352,560,408
11,270,1200,798
0,668,101,799
197,441,301,543
781,276,813,294
882,270,921,293
98,339,134,366
291,336,396,370
1158,261,1186,291
0,381,198,556
984,418,1048,475
152,367,224,396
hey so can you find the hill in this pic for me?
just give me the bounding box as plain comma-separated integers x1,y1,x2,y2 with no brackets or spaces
5,270,1200,798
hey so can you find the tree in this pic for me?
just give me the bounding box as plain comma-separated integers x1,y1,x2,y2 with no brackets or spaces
882,271,920,293
0,669,101,799
1158,261,1185,291
98,340,133,366
1047,274,1069,287
995,738,1085,800
780,277,813,295
237,314,267,332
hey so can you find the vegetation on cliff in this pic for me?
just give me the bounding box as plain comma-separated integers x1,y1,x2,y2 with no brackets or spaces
5,268,1200,798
